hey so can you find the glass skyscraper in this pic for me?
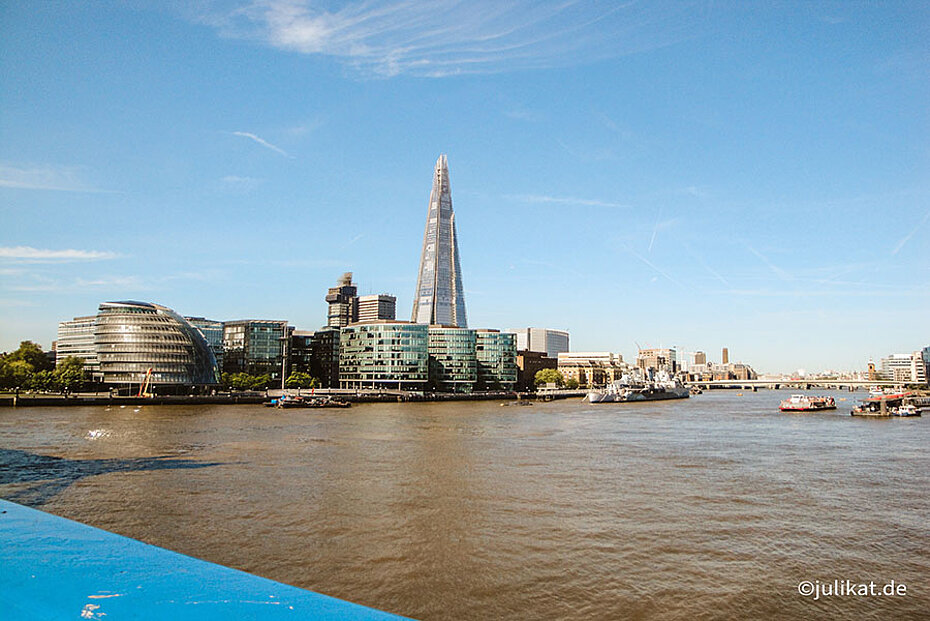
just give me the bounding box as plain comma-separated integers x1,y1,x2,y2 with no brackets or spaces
412,154,467,328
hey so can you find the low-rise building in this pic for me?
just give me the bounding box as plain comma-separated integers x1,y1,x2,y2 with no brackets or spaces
339,322,429,391
223,319,288,379
475,330,517,391
56,315,102,381
558,352,626,388
515,350,557,391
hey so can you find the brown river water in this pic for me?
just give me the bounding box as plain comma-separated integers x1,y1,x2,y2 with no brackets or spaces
1,390,927,620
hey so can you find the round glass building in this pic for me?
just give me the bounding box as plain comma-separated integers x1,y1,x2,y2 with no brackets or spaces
95,301,220,387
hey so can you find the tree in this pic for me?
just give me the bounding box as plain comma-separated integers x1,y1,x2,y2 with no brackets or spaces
1,360,33,390
250,374,273,390
29,370,58,392
285,372,318,389
8,341,53,372
534,368,564,388
54,357,86,392
565,377,580,390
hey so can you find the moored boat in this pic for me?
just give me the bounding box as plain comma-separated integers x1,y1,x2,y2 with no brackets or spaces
779,394,836,412
587,377,689,404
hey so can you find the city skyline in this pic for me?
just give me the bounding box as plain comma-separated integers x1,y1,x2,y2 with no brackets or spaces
1,2,928,373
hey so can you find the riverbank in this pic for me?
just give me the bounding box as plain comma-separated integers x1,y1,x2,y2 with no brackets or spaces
0,389,586,407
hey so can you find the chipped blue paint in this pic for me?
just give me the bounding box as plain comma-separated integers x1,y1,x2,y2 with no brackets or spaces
0,500,408,620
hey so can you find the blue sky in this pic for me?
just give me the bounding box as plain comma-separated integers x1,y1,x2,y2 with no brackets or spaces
1,1,927,373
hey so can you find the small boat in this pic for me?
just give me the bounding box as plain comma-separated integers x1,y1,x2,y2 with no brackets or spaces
779,394,836,412
891,404,921,417
269,395,351,409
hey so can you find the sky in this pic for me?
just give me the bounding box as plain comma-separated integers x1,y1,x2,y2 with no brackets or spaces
1,1,928,374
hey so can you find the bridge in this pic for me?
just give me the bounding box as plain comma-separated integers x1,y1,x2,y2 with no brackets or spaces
685,379,923,391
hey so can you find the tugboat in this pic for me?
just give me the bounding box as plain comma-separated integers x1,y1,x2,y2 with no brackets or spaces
779,394,836,412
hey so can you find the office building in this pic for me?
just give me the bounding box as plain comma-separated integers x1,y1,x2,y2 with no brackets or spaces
428,326,478,392
358,294,396,322
509,328,570,359
879,352,927,384
475,330,517,390
722,347,729,365
95,301,219,387
339,322,429,391
56,315,101,380
310,327,341,388
185,317,224,371
412,154,467,328
327,272,358,328
223,320,288,379
636,348,678,373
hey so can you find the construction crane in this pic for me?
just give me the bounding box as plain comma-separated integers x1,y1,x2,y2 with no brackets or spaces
137,368,154,398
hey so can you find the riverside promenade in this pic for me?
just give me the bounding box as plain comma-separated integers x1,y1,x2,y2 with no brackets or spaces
0,499,406,620
0,389,586,407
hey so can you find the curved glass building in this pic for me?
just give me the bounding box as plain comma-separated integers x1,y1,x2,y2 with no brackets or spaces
95,301,220,386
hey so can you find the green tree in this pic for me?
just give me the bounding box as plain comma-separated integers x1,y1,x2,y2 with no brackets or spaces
7,340,53,372
285,372,318,389
28,369,59,392
565,377,580,390
1,360,33,390
54,356,86,392
534,368,564,388
250,374,273,390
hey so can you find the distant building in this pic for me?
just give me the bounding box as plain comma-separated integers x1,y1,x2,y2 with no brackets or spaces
694,351,707,366
56,315,101,380
636,348,678,374
558,352,626,388
289,329,315,376
475,330,517,391
95,301,219,387
722,348,729,365
428,326,477,393
508,328,570,359
326,272,358,328
357,294,396,322
516,350,557,391
185,317,225,371
878,352,927,384
339,322,429,391
309,326,340,388
223,319,288,379
412,154,467,328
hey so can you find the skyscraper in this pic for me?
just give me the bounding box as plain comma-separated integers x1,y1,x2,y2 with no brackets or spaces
412,154,467,327
326,272,358,327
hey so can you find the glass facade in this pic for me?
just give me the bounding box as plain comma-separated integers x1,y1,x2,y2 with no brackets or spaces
475,330,517,390
222,320,288,378
185,317,224,371
412,155,467,328
95,301,219,386
310,327,341,388
339,323,428,390
428,326,477,392
57,315,102,380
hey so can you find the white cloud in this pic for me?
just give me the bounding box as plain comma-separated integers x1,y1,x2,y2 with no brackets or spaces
231,131,291,157
508,194,629,209
0,164,111,193
0,246,119,262
195,1,701,77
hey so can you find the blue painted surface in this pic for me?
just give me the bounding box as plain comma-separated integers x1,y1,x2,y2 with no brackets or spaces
0,500,408,620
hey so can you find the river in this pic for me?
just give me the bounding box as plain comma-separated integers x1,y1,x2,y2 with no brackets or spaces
1,390,927,619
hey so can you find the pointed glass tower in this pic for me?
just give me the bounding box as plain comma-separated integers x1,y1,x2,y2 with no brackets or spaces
412,154,467,327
